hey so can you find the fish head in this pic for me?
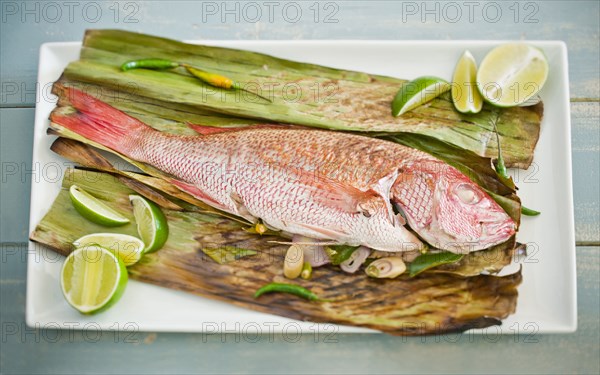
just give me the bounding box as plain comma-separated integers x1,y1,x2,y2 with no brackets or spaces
392,160,516,253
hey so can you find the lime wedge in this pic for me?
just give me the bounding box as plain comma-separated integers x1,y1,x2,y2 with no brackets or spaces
61,246,128,314
476,43,548,107
451,50,484,114
73,233,145,266
129,195,169,253
69,185,130,227
392,76,451,116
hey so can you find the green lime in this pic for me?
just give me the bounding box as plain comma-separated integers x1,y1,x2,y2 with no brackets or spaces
392,76,451,116
129,195,169,253
73,233,145,267
69,185,130,227
451,50,484,114
60,246,128,314
476,43,549,107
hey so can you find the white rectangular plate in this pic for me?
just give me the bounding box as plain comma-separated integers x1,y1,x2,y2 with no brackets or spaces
27,40,576,334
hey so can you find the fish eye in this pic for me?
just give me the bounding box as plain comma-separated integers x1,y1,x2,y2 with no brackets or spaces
455,183,481,205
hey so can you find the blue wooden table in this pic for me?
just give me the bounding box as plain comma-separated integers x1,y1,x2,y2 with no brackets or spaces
1,1,598,374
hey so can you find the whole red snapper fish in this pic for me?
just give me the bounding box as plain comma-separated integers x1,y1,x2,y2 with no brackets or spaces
52,88,516,253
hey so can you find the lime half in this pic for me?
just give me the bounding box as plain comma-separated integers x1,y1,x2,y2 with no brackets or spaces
129,195,169,253
392,76,451,116
476,43,548,107
61,246,128,314
451,50,484,114
74,233,145,267
69,185,130,227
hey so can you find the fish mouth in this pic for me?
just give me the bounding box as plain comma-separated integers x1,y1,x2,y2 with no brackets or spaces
480,219,517,242
403,212,517,253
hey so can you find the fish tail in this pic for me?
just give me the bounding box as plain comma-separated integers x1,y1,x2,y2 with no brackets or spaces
50,87,151,156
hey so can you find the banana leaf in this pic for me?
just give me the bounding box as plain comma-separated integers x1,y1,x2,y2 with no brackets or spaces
61,29,542,169
30,168,522,335
52,79,263,133
50,137,183,211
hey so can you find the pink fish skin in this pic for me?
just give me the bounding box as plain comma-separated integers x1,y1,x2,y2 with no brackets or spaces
52,88,516,253
391,160,517,253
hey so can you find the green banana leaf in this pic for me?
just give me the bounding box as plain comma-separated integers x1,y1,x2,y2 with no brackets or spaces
61,29,542,169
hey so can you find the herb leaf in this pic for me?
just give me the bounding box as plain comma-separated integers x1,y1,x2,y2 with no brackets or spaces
203,246,257,264
325,245,359,265
409,251,465,277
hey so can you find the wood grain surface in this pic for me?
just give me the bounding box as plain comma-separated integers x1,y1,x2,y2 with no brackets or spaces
0,1,598,374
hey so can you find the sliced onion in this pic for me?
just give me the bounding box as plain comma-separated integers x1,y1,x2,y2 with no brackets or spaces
292,235,331,267
340,246,371,273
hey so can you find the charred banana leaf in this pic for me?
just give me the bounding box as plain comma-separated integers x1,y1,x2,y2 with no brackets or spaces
30,168,522,335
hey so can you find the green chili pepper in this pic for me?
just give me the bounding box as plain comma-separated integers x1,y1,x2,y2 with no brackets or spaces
183,64,234,89
495,153,509,179
183,64,271,102
121,58,271,102
489,109,511,180
120,58,180,71
521,206,541,216
254,282,320,301
490,110,540,218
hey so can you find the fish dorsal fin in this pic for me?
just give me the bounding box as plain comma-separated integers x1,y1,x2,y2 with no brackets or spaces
186,123,312,135
186,123,249,135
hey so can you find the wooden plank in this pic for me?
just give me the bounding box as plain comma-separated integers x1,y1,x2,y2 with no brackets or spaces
0,109,34,242
1,2,598,374
1,244,597,374
572,102,600,243
1,1,598,107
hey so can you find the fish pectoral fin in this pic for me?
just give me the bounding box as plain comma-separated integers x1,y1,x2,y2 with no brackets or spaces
299,173,381,217
230,191,257,223
294,222,349,241
322,186,380,217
